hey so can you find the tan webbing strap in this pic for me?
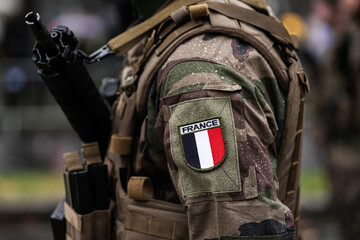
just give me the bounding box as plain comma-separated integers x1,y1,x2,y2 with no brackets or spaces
63,151,83,172
125,212,188,239
286,70,309,197
64,201,82,231
206,1,294,47
108,0,204,56
109,134,133,155
286,96,304,197
81,142,102,166
127,176,154,201
286,70,309,240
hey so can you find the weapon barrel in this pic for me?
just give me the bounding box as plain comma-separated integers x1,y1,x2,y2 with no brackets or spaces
25,12,58,58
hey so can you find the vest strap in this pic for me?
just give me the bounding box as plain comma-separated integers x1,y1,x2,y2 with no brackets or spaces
108,0,205,56
206,1,294,47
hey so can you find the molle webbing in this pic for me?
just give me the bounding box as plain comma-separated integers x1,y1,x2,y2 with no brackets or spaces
125,212,188,239
284,69,309,237
125,204,189,240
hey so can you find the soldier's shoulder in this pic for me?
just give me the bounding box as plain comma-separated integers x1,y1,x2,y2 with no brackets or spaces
158,33,277,98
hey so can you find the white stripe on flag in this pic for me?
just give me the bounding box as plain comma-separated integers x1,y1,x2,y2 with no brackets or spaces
194,130,214,169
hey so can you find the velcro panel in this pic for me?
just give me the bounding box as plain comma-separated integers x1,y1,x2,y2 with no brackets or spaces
81,142,102,165
63,151,83,172
109,134,133,155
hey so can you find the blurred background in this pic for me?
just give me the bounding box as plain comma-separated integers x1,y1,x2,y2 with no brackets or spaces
0,0,359,239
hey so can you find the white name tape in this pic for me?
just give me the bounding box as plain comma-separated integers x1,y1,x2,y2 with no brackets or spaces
180,118,220,135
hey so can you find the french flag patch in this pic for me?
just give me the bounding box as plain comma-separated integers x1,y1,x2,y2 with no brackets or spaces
180,118,225,171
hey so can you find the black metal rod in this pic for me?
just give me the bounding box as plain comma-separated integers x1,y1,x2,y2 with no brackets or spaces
25,12,58,58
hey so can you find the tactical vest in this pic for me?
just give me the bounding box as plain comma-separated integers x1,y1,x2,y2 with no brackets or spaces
64,0,309,239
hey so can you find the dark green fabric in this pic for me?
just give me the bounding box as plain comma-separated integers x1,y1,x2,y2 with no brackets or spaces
160,61,248,98
258,188,281,210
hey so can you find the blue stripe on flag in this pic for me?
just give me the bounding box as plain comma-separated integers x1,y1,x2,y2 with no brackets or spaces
181,133,201,169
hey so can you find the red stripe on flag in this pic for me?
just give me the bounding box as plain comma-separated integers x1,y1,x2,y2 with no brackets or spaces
208,127,225,165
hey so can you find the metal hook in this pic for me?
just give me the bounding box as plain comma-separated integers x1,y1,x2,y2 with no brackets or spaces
81,44,116,64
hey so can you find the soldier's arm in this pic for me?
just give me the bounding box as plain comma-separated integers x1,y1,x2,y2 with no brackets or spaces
154,34,295,239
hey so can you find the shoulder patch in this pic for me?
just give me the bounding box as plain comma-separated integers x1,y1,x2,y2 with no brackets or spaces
180,118,225,171
169,97,241,196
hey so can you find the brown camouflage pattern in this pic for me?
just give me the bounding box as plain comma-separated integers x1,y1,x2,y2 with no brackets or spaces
105,0,306,239
148,33,294,239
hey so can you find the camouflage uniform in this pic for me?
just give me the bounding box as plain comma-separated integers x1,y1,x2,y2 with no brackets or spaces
106,1,307,239
150,33,295,239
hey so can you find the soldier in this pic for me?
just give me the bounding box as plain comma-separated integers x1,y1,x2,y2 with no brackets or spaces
103,0,308,239
29,0,308,239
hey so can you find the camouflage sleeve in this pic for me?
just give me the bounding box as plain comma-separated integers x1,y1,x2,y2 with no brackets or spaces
153,34,295,240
